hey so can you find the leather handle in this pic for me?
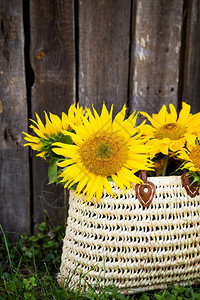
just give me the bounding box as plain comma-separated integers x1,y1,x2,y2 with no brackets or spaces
181,172,199,198
135,171,156,208
140,170,147,182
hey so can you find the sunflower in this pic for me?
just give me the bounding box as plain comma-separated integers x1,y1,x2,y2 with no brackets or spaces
178,141,200,173
140,102,200,157
23,103,85,159
52,104,153,201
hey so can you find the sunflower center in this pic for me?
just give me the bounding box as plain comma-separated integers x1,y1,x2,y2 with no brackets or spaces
95,143,113,160
154,123,186,140
189,146,200,169
79,131,128,176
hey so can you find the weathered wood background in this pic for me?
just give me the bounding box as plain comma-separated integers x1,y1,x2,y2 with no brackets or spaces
0,0,200,236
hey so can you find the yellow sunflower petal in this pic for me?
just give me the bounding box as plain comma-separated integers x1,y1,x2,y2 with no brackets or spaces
157,104,167,123
88,175,104,200
49,113,62,131
177,102,191,124
70,123,91,140
84,174,99,201
114,104,126,124
102,177,113,196
36,152,46,159
111,174,125,191
76,175,89,194
168,103,177,122
169,139,185,152
52,144,79,157
100,103,112,121
23,133,40,143
29,125,46,139
159,143,169,155
96,177,104,200
35,113,47,134
57,159,75,168
184,133,197,145
44,112,58,135
61,112,69,129
61,130,83,145
140,112,158,128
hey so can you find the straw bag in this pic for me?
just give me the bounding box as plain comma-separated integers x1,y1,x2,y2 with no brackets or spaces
58,175,200,293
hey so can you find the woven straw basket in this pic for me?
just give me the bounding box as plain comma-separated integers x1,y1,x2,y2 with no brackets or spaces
58,175,200,293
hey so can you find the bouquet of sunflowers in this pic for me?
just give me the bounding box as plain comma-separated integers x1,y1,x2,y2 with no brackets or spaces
23,102,200,202
23,102,200,291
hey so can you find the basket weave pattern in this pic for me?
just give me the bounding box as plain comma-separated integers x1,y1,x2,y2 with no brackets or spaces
59,176,200,292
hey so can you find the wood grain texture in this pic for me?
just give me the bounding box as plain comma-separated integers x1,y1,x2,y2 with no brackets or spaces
0,0,30,234
29,0,76,231
78,0,131,115
129,0,183,120
181,0,200,113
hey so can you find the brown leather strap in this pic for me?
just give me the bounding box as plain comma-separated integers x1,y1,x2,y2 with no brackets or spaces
135,171,156,207
140,170,147,182
181,172,199,198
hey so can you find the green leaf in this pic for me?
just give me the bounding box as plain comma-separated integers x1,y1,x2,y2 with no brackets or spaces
107,176,113,182
190,172,200,185
139,293,150,300
48,158,60,184
60,134,73,144
38,222,48,232
154,294,164,300
29,236,38,243
154,291,176,300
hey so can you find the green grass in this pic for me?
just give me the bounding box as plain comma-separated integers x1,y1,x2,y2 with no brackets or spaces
0,220,200,300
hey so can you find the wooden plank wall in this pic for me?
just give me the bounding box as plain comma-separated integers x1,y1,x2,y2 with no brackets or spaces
29,0,76,232
78,0,131,115
129,0,183,122
0,0,30,236
180,0,200,113
0,0,200,236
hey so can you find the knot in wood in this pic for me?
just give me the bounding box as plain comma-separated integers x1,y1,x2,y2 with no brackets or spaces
36,50,45,60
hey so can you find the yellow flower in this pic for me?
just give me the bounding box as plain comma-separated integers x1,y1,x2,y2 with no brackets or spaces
140,102,200,156
178,142,200,173
23,103,85,158
62,103,85,129
52,104,153,201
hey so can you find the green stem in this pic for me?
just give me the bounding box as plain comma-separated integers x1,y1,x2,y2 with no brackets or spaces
162,155,169,176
